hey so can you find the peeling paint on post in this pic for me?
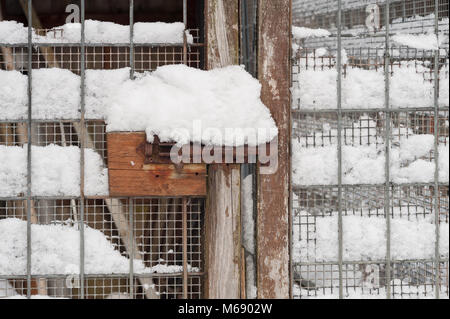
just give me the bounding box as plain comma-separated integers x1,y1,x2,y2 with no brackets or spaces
257,0,291,299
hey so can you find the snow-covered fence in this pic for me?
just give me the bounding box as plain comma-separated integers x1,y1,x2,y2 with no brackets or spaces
291,0,449,299
0,0,205,299
0,198,203,299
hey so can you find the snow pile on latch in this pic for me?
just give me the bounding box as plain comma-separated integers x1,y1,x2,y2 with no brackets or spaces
292,26,331,39
0,145,108,197
292,135,449,185
292,62,449,109
0,20,191,44
294,215,449,262
0,218,199,275
0,65,278,146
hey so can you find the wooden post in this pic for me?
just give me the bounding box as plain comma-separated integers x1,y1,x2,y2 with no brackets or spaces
256,0,291,299
204,0,242,299
205,165,241,298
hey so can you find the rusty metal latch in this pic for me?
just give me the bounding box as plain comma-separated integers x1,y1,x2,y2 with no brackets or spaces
136,135,176,165
137,134,272,166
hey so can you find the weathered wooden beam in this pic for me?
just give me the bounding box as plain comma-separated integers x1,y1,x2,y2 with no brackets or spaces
256,0,291,299
206,0,239,69
18,0,59,68
205,164,241,298
204,0,242,299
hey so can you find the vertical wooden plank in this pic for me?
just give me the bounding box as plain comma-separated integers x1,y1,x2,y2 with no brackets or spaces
205,165,241,298
204,0,241,299
206,0,239,69
257,0,291,299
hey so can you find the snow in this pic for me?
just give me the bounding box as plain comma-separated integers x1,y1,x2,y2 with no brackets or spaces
0,218,199,275
292,134,449,186
0,70,28,120
392,33,441,50
0,20,191,44
0,20,28,44
0,65,277,146
0,68,80,120
106,64,278,146
0,146,26,197
294,215,449,262
293,63,448,110
0,145,108,197
293,144,385,185
32,69,81,120
292,26,331,39
294,284,449,299
85,68,131,119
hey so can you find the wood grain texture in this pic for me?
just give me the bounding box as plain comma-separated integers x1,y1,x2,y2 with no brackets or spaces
206,0,239,69
204,0,242,299
256,0,292,299
107,132,207,197
205,164,241,298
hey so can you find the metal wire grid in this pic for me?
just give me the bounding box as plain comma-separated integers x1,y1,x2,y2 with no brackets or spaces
0,275,203,299
292,110,449,148
292,184,449,298
292,47,449,84
293,184,448,241
0,0,205,299
0,121,108,162
291,0,448,299
293,0,449,55
294,261,448,299
133,198,203,270
0,197,204,299
293,0,449,32
0,40,203,74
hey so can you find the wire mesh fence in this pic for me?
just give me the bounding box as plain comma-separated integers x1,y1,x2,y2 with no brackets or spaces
0,0,205,299
0,28,203,73
291,0,449,299
0,197,205,299
293,0,449,54
0,274,203,299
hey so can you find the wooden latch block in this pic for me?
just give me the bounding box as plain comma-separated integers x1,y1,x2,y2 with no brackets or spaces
107,132,206,197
